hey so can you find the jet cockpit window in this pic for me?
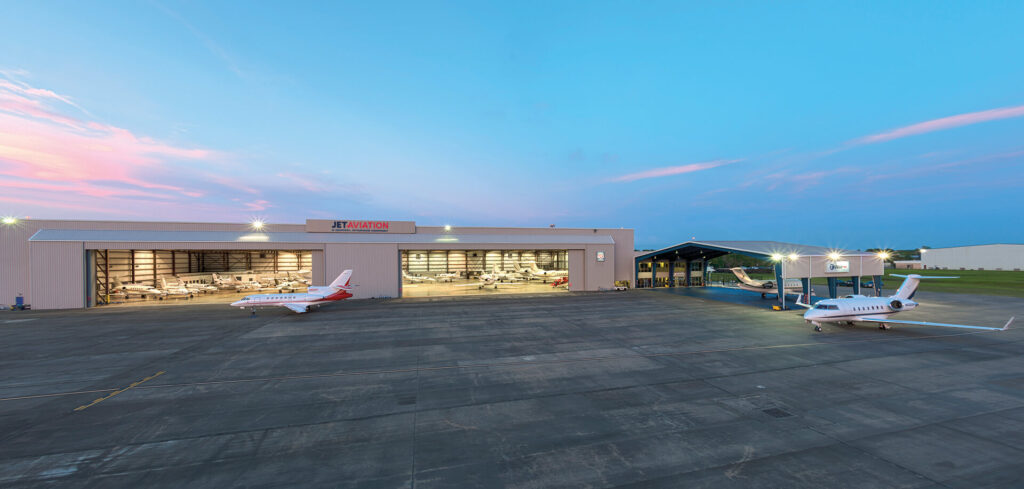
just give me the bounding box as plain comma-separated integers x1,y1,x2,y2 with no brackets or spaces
814,304,839,310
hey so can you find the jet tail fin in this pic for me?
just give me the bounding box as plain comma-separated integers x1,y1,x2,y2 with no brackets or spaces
889,274,959,300
330,270,353,289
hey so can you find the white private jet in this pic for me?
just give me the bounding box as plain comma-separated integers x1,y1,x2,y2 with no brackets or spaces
231,270,354,314
489,265,524,283
112,277,164,298
800,274,1014,333
159,277,194,298
434,272,460,282
456,269,525,290
403,270,437,283
728,268,802,298
514,261,568,282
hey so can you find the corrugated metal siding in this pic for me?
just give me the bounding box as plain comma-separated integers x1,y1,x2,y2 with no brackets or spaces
568,250,585,291
324,243,399,299
923,244,1024,271
311,250,325,286
585,245,615,291
30,241,85,310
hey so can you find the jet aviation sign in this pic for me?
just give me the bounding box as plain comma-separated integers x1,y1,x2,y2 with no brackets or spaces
305,219,416,234
331,220,389,232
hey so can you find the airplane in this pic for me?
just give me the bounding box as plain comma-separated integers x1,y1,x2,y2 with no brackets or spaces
159,277,194,298
551,276,570,288
800,274,1015,333
274,277,307,292
231,269,354,313
403,270,436,283
488,265,524,283
434,272,460,282
169,277,218,294
514,261,568,282
212,273,264,292
112,277,164,298
727,268,802,298
455,269,525,290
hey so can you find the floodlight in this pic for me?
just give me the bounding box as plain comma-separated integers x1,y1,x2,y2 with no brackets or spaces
827,252,842,261
770,253,783,261
251,219,265,231
919,248,927,254
788,253,799,261
444,225,452,231
877,251,891,261
1,216,17,225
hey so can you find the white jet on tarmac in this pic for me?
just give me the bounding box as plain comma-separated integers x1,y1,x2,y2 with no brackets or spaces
800,274,1014,333
231,270,354,313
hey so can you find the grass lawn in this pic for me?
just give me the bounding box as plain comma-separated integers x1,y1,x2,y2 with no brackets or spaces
709,268,1024,298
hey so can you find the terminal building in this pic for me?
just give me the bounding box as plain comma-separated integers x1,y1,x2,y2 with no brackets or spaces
922,244,1024,271
1,219,634,310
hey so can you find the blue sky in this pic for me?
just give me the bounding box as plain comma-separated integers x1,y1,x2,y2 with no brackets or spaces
1,1,1022,250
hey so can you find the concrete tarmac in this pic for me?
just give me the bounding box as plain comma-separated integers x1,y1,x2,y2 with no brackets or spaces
1,290,1022,488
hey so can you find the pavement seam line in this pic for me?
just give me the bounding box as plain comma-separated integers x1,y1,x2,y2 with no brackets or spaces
72,371,165,412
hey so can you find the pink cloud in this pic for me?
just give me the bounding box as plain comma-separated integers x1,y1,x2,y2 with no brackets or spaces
0,77,219,202
852,104,1024,145
609,159,742,182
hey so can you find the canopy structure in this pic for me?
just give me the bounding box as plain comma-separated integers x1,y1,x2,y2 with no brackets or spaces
635,241,886,308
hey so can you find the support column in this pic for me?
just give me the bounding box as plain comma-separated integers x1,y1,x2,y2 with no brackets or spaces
634,259,640,288
851,276,861,294
873,275,883,297
774,262,786,309
701,260,709,287
651,260,658,288
827,277,838,298
801,277,811,304
668,261,675,288
684,259,691,287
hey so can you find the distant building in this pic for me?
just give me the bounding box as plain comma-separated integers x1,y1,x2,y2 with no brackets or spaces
892,260,922,270
922,244,1024,271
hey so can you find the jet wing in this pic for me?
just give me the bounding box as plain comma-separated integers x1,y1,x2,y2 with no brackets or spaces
282,303,309,313
859,317,1013,332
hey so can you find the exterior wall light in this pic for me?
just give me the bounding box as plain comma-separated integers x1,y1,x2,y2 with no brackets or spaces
1,216,17,225
251,219,265,231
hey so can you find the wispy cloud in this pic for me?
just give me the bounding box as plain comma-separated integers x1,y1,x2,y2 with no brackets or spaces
850,104,1024,145
609,159,742,183
0,73,227,214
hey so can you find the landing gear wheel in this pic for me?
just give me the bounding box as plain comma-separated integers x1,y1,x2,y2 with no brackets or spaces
878,324,889,330
761,293,766,298
814,325,822,332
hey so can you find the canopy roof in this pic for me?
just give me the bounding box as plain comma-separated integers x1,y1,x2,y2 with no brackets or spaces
635,240,872,263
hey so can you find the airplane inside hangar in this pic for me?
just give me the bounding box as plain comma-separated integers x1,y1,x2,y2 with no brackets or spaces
400,249,569,297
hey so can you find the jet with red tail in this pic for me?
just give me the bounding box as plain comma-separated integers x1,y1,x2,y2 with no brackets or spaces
231,270,353,313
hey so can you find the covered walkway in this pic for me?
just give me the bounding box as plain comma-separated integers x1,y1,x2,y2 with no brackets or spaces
635,240,886,309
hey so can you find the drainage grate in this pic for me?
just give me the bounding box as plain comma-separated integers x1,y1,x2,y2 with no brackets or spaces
397,396,417,406
762,408,793,418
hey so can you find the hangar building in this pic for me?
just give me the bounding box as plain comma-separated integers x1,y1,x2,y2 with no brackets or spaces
922,244,1024,271
1,219,633,310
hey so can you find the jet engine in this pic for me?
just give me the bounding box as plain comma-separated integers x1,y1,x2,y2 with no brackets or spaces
889,299,904,311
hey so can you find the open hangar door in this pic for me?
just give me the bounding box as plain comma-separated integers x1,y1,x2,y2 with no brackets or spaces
93,249,313,306
400,249,569,297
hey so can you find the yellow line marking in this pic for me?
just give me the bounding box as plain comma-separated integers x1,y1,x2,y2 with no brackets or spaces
73,371,165,412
